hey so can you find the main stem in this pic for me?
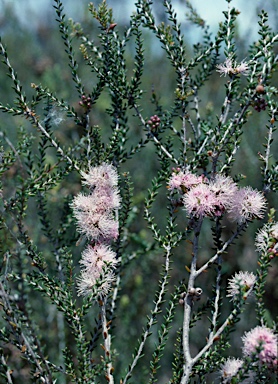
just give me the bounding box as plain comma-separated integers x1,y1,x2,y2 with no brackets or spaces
181,219,203,384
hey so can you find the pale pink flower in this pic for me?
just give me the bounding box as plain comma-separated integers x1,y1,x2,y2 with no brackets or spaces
168,171,203,191
227,271,256,300
72,196,119,241
92,188,121,211
228,187,266,224
88,213,118,241
80,163,119,190
77,268,115,297
80,244,118,273
242,326,278,367
183,183,218,217
209,175,237,212
77,244,117,297
220,358,243,382
216,58,249,77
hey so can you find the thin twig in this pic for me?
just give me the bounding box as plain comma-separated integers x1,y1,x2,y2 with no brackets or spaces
122,245,172,384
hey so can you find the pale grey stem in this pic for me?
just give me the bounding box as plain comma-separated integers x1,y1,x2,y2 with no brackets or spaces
193,89,201,139
0,354,14,384
196,224,246,277
181,223,246,383
0,42,26,106
110,274,121,318
191,287,253,366
100,301,114,384
263,109,276,186
208,256,222,343
252,34,278,61
219,140,239,174
219,94,231,125
181,219,203,384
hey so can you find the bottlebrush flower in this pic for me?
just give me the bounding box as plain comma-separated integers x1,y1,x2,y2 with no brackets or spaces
72,163,121,297
183,183,219,217
227,271,256,300
79,244,118,272
242,326,278,367
216,58,249,77
77,268,116,297
209,175,237,211
72,196,119,241
168,170,203,191
77,244,118,297
80,163,119,190
227,187,266,224
220,358,243,382
72,163,121,242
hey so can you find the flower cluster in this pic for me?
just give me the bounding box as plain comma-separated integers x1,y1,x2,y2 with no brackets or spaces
226,271,256,300
220,326,277,381
242,326,277,368
72,163,121,297
168,170,266,222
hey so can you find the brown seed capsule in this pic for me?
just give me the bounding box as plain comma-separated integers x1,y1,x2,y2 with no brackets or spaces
107,23,117,33
256,84,265,94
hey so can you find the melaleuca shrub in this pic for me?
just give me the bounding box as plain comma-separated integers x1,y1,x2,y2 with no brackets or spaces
0,1,277,383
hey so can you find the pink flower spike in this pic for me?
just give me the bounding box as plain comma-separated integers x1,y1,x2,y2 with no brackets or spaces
228,187,266,224
242,326,278,367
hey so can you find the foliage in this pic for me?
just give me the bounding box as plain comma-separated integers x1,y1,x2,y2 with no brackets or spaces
0,0,277,383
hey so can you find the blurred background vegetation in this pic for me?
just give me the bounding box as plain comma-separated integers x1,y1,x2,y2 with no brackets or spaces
0,0,277,382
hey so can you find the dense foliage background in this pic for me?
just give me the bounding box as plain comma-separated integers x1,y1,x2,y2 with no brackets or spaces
0,1,277,383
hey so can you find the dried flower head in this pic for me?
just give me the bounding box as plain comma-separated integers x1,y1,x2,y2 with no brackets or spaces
216,58,249,77
242,326,278,367
220,358,243,382
227,271,256,300
228,187,266,224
